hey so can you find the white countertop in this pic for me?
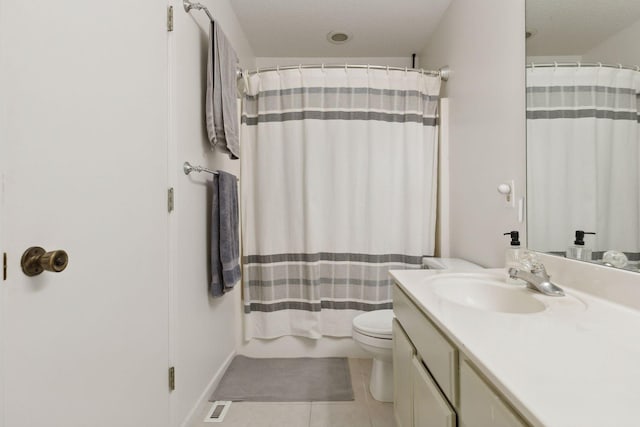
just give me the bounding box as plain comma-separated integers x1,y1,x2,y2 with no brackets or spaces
390,268,640,427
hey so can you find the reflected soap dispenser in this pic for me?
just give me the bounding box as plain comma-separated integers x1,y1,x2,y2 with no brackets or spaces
566,230,596,261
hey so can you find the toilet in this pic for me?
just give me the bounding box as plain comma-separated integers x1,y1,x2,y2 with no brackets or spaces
352,257,482,402
352,309,395,401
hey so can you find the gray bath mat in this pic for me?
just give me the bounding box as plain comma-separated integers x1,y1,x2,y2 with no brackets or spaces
210,356,354,402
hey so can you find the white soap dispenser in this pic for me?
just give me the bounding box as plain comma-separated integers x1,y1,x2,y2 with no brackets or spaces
566,230,596,261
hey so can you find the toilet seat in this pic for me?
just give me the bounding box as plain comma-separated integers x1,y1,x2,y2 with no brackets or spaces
352,328,393,349
352,309,394,340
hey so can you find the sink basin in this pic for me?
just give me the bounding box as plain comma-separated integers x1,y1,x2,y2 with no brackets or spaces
428,273,546,314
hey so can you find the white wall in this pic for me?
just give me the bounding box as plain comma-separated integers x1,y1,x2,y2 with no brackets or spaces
256,57,412,68
420,0,527,267
168,1,254,425
525,55,583,63
583,18,640,65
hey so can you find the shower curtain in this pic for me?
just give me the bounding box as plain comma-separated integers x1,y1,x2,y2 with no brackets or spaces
240,67,441,338
527,66,640,257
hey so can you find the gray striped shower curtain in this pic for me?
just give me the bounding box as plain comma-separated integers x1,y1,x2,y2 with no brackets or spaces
527,66,640,257
240,67,441,338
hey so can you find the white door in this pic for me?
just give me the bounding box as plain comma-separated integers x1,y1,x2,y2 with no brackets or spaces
0,1,170,426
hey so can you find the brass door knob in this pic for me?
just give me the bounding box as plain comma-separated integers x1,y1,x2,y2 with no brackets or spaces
21,247,69,277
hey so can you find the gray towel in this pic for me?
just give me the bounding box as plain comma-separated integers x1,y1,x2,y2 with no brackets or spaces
210,171,240,297
206,20,240,159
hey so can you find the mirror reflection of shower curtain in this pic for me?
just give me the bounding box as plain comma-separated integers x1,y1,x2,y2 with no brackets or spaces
527,66,640,257
240,68,441,339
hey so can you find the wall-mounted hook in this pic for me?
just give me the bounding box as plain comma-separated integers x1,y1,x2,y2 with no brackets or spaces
497,180,515,207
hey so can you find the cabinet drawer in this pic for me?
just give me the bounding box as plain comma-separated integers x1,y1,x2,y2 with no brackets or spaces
459,358,528,427
393,284,458,406
412,356,456,427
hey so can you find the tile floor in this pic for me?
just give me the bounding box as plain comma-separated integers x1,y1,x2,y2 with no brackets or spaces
190,358,396,427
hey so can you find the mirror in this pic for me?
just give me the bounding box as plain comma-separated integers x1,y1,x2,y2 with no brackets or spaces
525,0,640,272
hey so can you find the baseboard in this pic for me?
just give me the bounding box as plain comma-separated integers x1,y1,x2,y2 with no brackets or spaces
179,350,236,427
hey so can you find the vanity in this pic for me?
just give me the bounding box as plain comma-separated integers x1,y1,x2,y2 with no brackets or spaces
390,266,640,427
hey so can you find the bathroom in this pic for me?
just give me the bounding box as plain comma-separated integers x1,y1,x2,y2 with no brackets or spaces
1,0,639,426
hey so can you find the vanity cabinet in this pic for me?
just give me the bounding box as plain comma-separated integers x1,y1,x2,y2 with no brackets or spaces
393,283,530,427
412,355,456,427
392,319,414,427
393,319,456,427
459,359,527,427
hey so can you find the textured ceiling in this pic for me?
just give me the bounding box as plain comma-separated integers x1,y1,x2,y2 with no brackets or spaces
526,0,640,56
229,0,452,57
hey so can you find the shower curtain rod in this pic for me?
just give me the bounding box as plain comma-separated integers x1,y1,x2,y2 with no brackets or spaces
240,64,451,81
183,0,214,21
527,62,640,72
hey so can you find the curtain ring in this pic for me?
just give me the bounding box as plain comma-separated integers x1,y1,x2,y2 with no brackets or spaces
553,61,558,70
276,65,280,75
256,67,260,76
321,63,325,73
530,62,535,69
404,66,408,74
598,62,603,68
577,62,581,68
298,64,302,73
344,64,348,72
386,65,390,75
367,64,370,72
618,63,623,69
420,68,424,75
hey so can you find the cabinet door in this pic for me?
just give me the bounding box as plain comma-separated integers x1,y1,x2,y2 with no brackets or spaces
412,356,456,427
394,285,458,405
459,359,528,427
393,319,415,427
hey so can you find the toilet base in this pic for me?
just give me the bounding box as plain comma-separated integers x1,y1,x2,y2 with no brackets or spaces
369,358,393,402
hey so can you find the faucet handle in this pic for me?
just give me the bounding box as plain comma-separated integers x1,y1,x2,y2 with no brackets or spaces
530,262,550,280
507,267,519,278
518,251,541,271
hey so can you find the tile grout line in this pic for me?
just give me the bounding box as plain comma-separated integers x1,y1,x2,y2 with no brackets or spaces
361,372,374,427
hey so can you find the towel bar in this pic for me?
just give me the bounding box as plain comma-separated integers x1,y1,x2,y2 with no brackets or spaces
183,161,217,176
183,0,214,21
183,162,238,180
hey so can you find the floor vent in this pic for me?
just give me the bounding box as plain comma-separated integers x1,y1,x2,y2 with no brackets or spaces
204,401,231,423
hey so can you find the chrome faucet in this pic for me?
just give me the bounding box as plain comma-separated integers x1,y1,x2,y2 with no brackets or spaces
508,263,565,297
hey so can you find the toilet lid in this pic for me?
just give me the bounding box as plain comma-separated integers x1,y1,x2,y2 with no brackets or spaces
353,309,394,338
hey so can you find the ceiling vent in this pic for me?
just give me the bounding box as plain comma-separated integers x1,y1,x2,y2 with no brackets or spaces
327,31,351,44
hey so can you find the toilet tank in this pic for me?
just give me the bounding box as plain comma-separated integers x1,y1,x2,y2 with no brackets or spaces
421,257,483,271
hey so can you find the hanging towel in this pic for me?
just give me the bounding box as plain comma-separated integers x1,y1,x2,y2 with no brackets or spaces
206,20,240,159
210,171,241,297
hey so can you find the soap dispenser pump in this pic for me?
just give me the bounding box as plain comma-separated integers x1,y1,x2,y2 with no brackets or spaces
566,230,596,261
503,231,524,268
504,231,524,284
